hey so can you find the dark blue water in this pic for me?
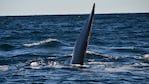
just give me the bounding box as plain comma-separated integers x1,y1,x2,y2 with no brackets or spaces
0,13,149,84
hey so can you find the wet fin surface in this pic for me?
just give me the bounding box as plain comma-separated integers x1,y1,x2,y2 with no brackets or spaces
71,3,95,65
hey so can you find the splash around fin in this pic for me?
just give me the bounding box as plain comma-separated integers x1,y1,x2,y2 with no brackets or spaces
71,3,95,65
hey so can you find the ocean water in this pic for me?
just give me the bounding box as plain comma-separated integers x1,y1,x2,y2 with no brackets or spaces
0,13,149,84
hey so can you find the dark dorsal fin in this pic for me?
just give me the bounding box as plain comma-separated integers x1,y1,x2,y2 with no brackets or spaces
71,3,95,65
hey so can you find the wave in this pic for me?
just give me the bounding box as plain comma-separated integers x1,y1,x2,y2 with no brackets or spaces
86,50,99,55
1,50,148,68
108,47,135,50
1,53,148,72
103,46,147,54
0,44,15,51
23,38,60,47
85,51,149,63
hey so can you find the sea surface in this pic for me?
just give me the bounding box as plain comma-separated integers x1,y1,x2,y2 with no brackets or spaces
0,13,149,84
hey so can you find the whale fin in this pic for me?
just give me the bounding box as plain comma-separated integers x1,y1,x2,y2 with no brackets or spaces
71,3,95,65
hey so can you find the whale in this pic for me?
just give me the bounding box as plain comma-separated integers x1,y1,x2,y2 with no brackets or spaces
71,3,95,65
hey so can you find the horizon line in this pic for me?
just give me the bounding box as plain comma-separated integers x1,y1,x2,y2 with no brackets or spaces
0,12,149,17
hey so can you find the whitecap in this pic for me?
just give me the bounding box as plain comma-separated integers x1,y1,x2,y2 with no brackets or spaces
86,50,99,55
143,54,149,60
30,61,43,69
104,65,134,73
108,46,135,50
30,62,40,67
0,65,9,71
23,38,59,47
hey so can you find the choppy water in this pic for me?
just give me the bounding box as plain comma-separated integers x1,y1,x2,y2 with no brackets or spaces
0,13,149,84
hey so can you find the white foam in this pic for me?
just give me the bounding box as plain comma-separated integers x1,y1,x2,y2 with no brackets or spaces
48,61,64,68
70,64,89,68
108,46,135,50
133,63,149,66
0,65,9,71
30,61,42,69
30,62,39,67
144,54,149,60
105,65,134,73
23,38,58,47
86,50,99,55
